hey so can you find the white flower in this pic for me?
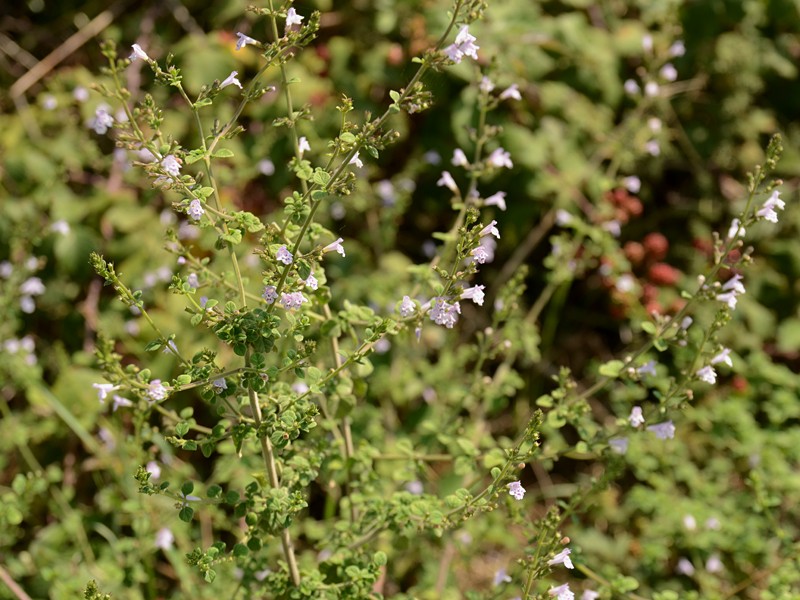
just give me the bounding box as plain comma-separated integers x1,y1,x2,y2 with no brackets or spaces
507,480,525,500
629,406,645,427
645,140,661,156
548,548,574,569
429,298,461,328
50,220,70,235
73,86,89,102
305,273,318,290
479,76,495,93
644,81,660,97
486,147,513,169
548,583,575,600
499,83,522,100
647,420,675,439
683,514,697,531
461,284,485,306
323,237,346,257
349,151,363,168
582,592,600,600
146,461,161,480
603,220,621,237
727,218,744,239
298,136,311,157
129,43,150,61
716,290,738,310
285,7,304,32
220,71,242,89
555,209,573,226
155,527,174,550
258,159,275,175
235,32,258,51
437,170,458,194
711,347,733,367
723,273,745,294
756,190,785,223
484,191,507,211
444,25,479,64
681,316,693,330
697,365,716,384
648,117,662,132
492,568,512,586
452,148,469,167
642,34,653,52
89,105,114,134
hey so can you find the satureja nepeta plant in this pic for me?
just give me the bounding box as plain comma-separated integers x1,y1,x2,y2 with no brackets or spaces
84,0,788,597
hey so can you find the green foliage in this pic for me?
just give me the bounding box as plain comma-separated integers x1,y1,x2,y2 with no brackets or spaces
1,0,799,599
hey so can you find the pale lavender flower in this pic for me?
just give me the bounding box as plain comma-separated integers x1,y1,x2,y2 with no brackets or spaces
129,43,150,61
499,83,521,100
697,365,717,384
582,592,599,600
285,7,304,32
89,105,114,134
645,140,661,156
716,290,738,310
756,190,785,223
484,191,507,211
399,295,415,317
479,219,500,239
258,159,275,175
471,236,496,264
348,151,363,168
220,71,242,89
647,420,675,439
161,155,181,178
235,32,258,51
262,285,278,304
423,150,441,164
276,245,294,265
93,383,119,403
706,516,721,530
648,117,662,132
479,76,495,93
644,81,660,97
430,298,461,328
147,379,168,402
507,480,525,500
623,176,641,193
642,34,653,52
110,394,132,411
186,273,199,289
461,284,485,306
683,514,697,531
213,378,227,391
555,209,573,226
0,261,12,278
452,148,469,167
187,199,204,221
405,481,423,495
603,220,621,236
681,316,693,330
711,347,732,367
73,86,89,102
727,218,744,239
486,147,513,169
20,296,35,314
624,79,640,95
706,554,723,573
323,237,345,257
437,170,458,194
20,277,45,296
549,583,575,600
629,406,645,427
444,25,479,64
155,527,174,550
637,360,657,378
492,568,512,586
609,437,628,454
376,180,396,205
305,273,318,290
660,63,678,81
548,548,574,569
280,291,308,310
669,40,686,57
676,558,695,576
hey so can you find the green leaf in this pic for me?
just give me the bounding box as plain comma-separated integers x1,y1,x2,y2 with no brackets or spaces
212,148,234,158
598,360,625,378
389,90,400,102
185,149,206,165
179,506,194,522
144,340,163,352
312,169,331,187
641,321,657,335
340,132,356,144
